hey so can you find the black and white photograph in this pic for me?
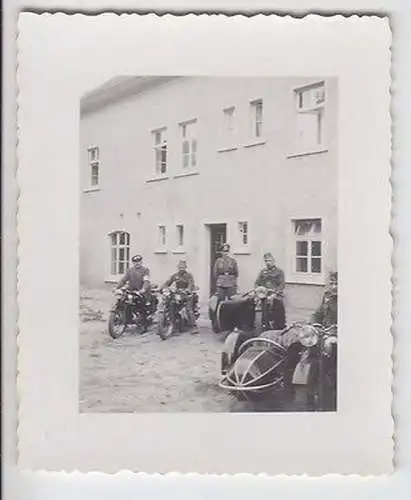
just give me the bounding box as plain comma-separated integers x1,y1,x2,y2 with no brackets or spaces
16,12,393,475
79,76,338,413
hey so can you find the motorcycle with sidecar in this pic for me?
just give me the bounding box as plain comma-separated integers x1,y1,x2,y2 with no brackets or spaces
219,321,337,411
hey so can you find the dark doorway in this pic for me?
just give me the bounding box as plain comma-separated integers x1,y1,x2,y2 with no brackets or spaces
209,223,227,296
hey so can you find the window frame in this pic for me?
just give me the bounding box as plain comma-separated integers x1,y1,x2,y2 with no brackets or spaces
287,217,325,285
233,220,251,255
291,81,327,156
152,128,168,176
88,146,100,187
179,119,198,172
155,224,168,254
250,99,263,140
108,230,131,278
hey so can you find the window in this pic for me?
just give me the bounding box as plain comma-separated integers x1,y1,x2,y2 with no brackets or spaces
180,121,197,169
294,82,325,153
250,100,263,139
223,107,235,142
88,146,100,186
158,225,167,248
110,231,130,275
153,129,167,175
176,224,184,248
238,221,249,246
293,219,322,275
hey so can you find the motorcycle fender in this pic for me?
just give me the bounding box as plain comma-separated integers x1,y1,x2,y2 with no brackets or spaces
223,331,241,367
292,360,313,385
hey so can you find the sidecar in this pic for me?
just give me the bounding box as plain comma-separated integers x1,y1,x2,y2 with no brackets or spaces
209,294,255,336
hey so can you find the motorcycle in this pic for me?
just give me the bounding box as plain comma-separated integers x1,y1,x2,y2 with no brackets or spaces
108,283,159,339
219,321,337,411
157,282,200,340
209,285,284,340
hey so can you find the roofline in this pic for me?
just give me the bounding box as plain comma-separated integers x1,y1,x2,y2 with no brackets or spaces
80,76,185,116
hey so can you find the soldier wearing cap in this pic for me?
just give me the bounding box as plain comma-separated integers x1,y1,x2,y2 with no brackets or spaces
117,254,151,293
162,259,199,333
255,252,286,329
213,243,239,300
311,271,338,327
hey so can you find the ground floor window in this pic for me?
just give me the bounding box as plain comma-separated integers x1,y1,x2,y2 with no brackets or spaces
110,231,130,275
293,218,322,275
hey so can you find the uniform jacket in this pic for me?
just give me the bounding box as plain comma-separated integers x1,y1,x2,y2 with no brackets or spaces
255,265,285,296
213,255,239,288
117,265,150,291
163,270,195,291
311,292,337,327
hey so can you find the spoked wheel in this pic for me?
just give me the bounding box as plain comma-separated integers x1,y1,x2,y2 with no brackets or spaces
133,313,148,335
108,310,127,339
158,311,174,340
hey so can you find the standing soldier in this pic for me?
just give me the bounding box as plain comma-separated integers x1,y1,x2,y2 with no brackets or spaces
213,243,239,300
255,252,286,329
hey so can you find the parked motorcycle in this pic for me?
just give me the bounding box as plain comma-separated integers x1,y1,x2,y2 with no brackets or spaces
157,282,200,340
209,286,284,340
219,322,337,411
108,283,159,339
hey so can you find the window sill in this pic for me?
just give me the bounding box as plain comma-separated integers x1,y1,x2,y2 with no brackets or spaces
146,175,170,183
217,146,239,153
104,277,119,284
243,140,266,149
287,148,328,159
173,171,200,179
286,274,325,286
172,249,186,254
154,249,168,254
83,186,101,193
233,248,251,255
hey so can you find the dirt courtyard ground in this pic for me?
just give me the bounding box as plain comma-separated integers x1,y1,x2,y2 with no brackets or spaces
79,286,248,413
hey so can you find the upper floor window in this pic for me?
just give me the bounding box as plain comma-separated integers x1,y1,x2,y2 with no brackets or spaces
250,100,263,139
153,128,167,175
238,221,249,246
176,224,184,248
110,231,130,275
294,82,326,153
223,106,235,142
180,120,197,170
88,146,100,186
293,219,322,275
158,225,167,248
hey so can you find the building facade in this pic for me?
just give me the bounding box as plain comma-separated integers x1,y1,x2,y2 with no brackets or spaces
80,76,338,319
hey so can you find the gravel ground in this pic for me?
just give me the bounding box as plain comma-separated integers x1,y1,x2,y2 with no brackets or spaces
79,287,247,413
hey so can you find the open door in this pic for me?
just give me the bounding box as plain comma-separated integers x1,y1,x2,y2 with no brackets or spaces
209,223,227,296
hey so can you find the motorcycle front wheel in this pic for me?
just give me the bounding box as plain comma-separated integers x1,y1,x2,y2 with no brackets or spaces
108,310,127,339
157,311,174,340
133,312,148,335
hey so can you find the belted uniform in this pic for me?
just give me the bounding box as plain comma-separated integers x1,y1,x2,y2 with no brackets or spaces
254,265,286,329
213,255,239,298
117,265,151,292
163,270,195,291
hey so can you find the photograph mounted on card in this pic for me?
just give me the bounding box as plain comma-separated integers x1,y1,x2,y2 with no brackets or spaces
17,12,393,474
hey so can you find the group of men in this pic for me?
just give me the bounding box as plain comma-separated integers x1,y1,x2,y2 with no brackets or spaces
116,243,288,331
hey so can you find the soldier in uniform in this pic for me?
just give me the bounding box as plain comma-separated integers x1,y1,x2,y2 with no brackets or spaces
117,254,152,298
311,271,338,327
213,243,239,300
254,252,286,329
162,259,199,333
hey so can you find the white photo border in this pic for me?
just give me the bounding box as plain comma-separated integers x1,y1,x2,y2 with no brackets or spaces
16,12,393,474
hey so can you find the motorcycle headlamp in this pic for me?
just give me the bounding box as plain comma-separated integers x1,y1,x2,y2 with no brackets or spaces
324,336,337,353
298,325,319,347
114,289,123,296
255,286,268,299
